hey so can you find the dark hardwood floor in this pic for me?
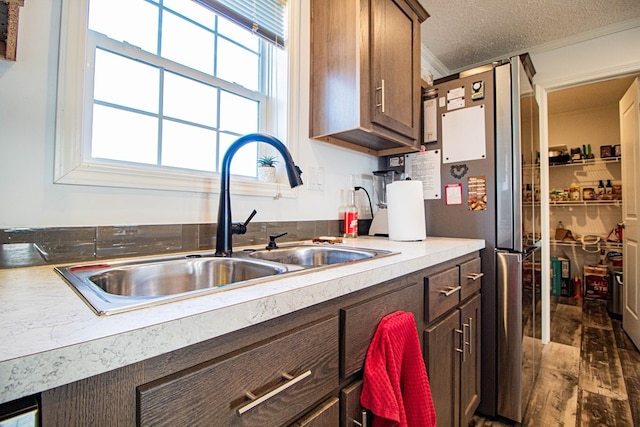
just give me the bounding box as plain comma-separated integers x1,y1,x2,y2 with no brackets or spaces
471,297,640,426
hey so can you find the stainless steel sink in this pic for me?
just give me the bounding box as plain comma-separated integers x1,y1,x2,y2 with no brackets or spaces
56,244,398,316
55,255,290,315
247,245,393,267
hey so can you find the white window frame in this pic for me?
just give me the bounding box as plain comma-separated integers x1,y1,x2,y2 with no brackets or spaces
54,0,300,198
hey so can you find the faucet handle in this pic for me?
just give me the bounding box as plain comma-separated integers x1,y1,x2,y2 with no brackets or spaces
231,209,257,235
266,232,288,250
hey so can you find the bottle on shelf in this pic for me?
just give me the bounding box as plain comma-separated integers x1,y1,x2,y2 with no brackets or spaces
573,275,583,299
524,184,532,202
597,180,605,199
343,189,358,238
605,179,613,195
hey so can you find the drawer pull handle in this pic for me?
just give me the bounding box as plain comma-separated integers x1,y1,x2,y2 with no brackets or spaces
237,370,312,416
353,409,368,427
466,272,484,281
440,286,461,297
376,79,385,113
456,327,467,362
466,317,473,355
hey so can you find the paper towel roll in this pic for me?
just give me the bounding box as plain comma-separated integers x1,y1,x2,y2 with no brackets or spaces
387,180,426,241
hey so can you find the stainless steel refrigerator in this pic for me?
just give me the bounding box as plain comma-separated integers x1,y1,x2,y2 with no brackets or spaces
423,54,541,423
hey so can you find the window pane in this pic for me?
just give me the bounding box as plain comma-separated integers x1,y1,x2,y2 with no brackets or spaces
218,16,260,52
163,72,218,127
94,50,160,114
219,91,258,134
164,0,216,29
162,120,216,171
217,38,260,91
91,105,158,164
219,133,257,177
161,12,215,75
89,0,158,54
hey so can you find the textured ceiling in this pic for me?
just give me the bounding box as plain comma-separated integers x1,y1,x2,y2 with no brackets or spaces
418,0,640,74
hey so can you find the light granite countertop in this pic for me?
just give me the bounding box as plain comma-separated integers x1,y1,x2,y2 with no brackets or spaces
0,236,484,404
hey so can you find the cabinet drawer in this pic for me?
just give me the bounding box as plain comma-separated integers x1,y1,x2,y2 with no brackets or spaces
425,267,460,323
138,317,339,427
460,257,483,301
340,282,423,378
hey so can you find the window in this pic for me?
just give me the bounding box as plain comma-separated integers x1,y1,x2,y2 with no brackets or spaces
55,0,296,196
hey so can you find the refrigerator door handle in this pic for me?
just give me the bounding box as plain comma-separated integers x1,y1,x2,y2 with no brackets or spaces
496,249,524,422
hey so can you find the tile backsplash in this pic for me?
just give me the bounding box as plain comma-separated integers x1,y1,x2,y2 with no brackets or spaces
0,220,342,268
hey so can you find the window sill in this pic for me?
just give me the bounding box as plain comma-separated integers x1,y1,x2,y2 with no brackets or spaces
54,160,298,198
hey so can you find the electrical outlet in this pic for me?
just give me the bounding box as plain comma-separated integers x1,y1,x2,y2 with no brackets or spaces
307,167,324,191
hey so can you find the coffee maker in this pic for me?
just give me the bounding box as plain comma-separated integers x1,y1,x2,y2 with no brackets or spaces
368,170,395,236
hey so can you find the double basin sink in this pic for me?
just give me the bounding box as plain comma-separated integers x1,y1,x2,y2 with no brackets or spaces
55,244,396,315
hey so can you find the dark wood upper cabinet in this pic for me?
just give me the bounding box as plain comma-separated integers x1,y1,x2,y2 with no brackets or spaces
309,0,428,156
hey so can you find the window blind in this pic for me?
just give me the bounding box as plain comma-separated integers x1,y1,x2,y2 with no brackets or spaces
193,0,287,47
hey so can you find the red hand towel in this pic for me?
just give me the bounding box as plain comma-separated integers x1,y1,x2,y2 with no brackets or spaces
360,311,436,427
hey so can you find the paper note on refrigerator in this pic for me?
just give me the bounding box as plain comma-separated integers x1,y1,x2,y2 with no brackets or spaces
423,98,437,143
405,149,441,200
441,105,486,164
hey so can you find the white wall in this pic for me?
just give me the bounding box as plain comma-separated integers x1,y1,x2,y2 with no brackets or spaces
531,24,640,91
0,0,378,228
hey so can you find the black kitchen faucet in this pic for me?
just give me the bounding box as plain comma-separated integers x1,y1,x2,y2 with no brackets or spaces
215,133,303,256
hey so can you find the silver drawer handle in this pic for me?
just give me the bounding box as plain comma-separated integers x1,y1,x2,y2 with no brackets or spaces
353,409,368,427
455,328,465,361
376,79,385,113
237,370,312,415
467,317,473,354
439,286,461,297
466,272,484,281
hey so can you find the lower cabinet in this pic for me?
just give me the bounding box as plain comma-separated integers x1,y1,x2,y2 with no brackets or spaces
459,294,482,424
340,280,424,378
340,380,368,427
424,259,482,427
39,252,480,427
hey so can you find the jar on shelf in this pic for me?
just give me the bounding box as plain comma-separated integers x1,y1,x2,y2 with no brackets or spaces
569,184,581,201
582,187,596,201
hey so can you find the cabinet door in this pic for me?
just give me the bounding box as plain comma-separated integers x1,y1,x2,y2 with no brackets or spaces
341,282,424,378
371,0,420,141
424,309,461,427
138,317,338,427
291,397,339,427
460,294,482,426
341,380,369,427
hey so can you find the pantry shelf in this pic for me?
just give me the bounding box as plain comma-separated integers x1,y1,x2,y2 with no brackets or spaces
549,157,621,168
551,239,623,250
550,200,622,207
